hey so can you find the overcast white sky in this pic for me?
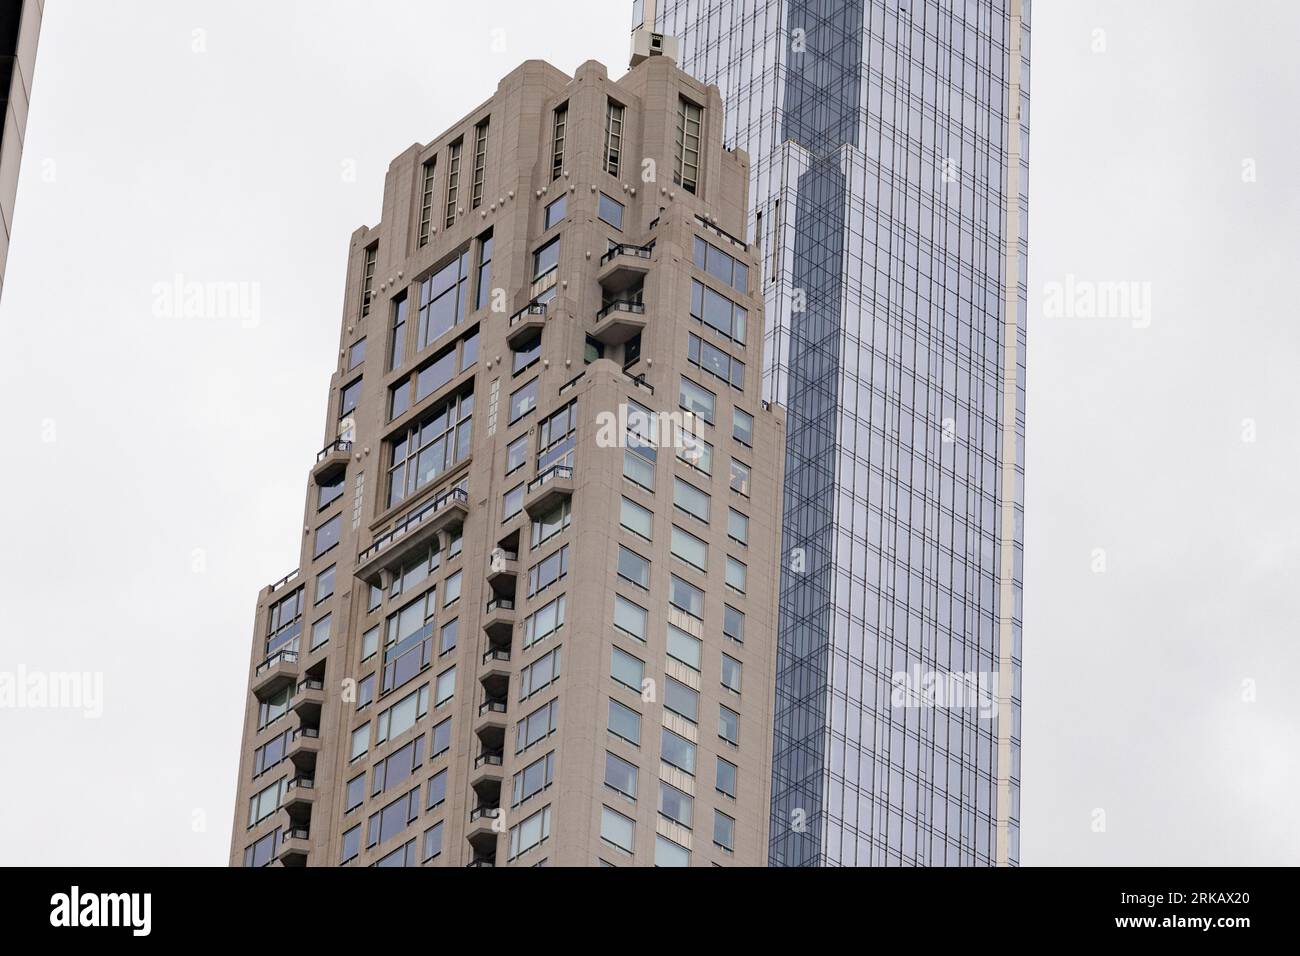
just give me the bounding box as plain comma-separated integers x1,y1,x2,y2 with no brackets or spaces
1,0,1296,866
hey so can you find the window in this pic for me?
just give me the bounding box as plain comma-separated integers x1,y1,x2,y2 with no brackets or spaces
544,195,566,230
732,407,753,446
252,730,291,777
676,425,712,474
358,624,379,660
315,565,336,604
350,723,370,762
601,806,635,853
475,230,493,310
516,699,560,753
512,751,555,806
341,824,361,864
348,337,366,370
422,822,444,862
537,399,577,472
375,684,430,745
716,758,737,798
725,557,747,594
613,594,647,641
660,727,696,775
669,575,704,620
604,100,625,176
385,389,473,506
719,705,739,745
366,789,420,849
442,570,462,607
598,193,624,229
356,673,375,709
418,159,436,248
512,332,541,375
690,281,748,345
376,839,417,867
729,459,751,496
244,829,281,868
434,665,456,705
310,613,331,650
360,244,377,316
530,498,570,549
523,594,566,650
339,378,362,430
373,736,425,798
318,472,344,511
689,333,745,388
503,483,524,521
390,380,411,421
527,545,568,597
608,698,641,746
314,514,342,558
714,811,736,852
431,716,452,757
655,835,690,867
721,654,742,694
679,376,716,425
617,545,650,589
444,140,462,227
248,777,286,827
670,525,707,571
532,237,560,283
509,378,539,423
439,618,458,656
620,497,652,539
611,646,645,692
728,508,749,545
693,236,749,294
506,434,529,475
725,606,746,646
519,647,562,700
604,752,638,799
471,120,489,209
417,250,470,349
265,587,304,657
664,676,699,723
674,98,701,193
389,294,408,370
427,767,448,810
659,782,693,829
550,104,567,180
367,584,383,612
666,624,701,671
673,478,710,523
623,448,655,490
508,805,552,860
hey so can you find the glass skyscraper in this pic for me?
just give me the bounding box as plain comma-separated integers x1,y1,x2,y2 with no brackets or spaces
635,0,1028,865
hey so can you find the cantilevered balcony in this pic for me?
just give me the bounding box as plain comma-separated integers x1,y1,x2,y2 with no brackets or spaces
470,750,505,800
486,547,519,590
277,826,310,866
505,302,547,349
479,648,511,700
523,464,573,517
466,805,502,853
287,726,320,771
311,438,353,482
474,698,508,751
591,297,647,346
282,776,316,821
482,598,516,648
356,486,469,582
597,243,654,294
252,649,299,698
290,677,325,724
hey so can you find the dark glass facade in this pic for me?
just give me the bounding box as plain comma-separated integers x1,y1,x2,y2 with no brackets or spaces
647,0,1029,866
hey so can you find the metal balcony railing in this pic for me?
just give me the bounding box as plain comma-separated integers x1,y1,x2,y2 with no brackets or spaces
316,438,353,463
358,486,469,565
600,243,654,267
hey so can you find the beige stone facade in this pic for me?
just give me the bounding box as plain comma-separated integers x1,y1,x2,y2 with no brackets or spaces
229,52,785,867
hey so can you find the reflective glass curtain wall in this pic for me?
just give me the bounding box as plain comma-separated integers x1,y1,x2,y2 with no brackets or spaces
648,0,1029,866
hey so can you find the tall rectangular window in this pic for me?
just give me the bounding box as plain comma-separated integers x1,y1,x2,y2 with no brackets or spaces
674,98,701,194
475,230,494,310
360,244,377,317
471,120,489,209
417,249,470,349
604,100,625,177
444,141,462,228
551,104,567,180
418,159,436,248
389,294,408,370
